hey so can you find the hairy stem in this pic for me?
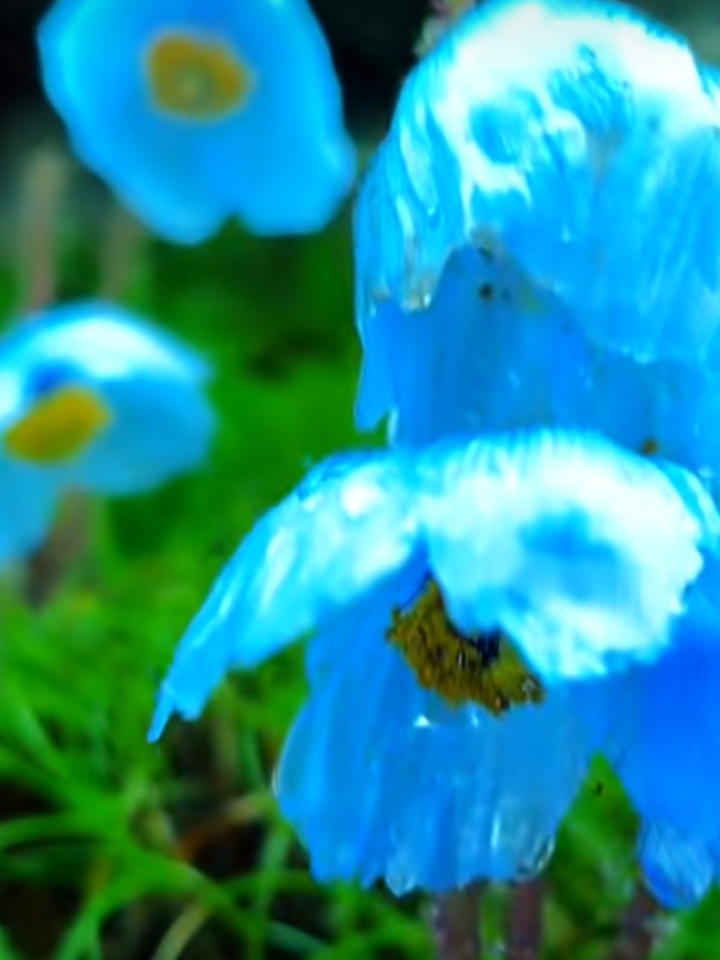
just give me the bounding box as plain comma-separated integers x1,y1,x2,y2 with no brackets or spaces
428,884,483,960
507,879,544,960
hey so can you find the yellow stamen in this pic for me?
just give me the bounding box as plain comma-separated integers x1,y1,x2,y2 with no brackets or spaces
5,385,111,464
145,31,253,121
387,580,544,715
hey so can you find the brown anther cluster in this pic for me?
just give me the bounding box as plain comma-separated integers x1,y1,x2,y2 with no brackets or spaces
386,580,544,715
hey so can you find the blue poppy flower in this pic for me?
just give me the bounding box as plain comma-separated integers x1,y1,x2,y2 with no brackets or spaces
0,300,214,564
149,429,718,898
354,0,720,470
38,0,357,243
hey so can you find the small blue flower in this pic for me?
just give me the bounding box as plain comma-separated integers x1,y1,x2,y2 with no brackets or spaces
150,429,718,897
0,300,214,563
354,0,720,482
39,0,357,242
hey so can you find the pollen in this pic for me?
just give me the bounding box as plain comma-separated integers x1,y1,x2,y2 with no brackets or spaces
5,385,112,465
387,580,544,715
145,31,253,122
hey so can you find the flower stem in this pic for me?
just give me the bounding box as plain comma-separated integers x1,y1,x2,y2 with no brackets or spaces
18,146,68,315
98,204,145,301
24,491,91,608
506,879,544,960
606,884,659,960
428,884,483,960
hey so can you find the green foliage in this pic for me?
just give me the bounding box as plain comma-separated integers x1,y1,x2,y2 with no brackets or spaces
0,212,717,959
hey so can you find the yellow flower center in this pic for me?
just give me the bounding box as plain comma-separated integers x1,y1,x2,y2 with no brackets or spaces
387,580,544,715
5,385,112,465
145,31,253,121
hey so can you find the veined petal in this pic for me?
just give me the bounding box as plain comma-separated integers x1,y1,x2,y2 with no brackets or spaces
422,430,716,683
355,238,720,516
606,607,720,855
639,820,715,909
356,0,720,372
149,452,421,739
276,580,601,893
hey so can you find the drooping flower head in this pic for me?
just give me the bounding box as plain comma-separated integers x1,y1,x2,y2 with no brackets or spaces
38,0,357,242
0,300,213,563
355,0,720,484
150,429,720,902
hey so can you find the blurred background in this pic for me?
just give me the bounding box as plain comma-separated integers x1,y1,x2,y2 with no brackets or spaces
0,1,718,959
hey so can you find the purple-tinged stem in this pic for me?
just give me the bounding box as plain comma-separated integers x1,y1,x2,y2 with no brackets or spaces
428,884,484,960
506,879,544,960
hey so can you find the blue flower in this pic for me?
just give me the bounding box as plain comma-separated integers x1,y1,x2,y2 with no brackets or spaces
354,0,720,478
38,0,357,242
149,429,718,898
0,300,214,563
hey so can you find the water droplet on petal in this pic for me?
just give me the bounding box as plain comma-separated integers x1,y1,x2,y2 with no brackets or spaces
515,835,555,881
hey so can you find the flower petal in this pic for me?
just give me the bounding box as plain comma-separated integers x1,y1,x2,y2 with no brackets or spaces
356,245,650,448
607,606,720,856
276,579,602,893
149,452,420,739
356,0,720,369
64,373,214,494
639,820,715,908
422,431,716,682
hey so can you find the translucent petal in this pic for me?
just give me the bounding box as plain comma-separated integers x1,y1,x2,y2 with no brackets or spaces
276,578,601,892
39,0,356,242
355,0,720,371
639,820,714,908
422,430,715,683
149,452,421,739
356,246,652,448
607,607,720,847
355,240,720,510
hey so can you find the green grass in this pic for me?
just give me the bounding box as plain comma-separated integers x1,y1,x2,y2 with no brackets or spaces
0,209,719,960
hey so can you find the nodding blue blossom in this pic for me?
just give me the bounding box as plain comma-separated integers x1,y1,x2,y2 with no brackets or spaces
0,301,213,564
355,0,720,486
38,0,357,243
353,0,720,907
149,429,720,901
